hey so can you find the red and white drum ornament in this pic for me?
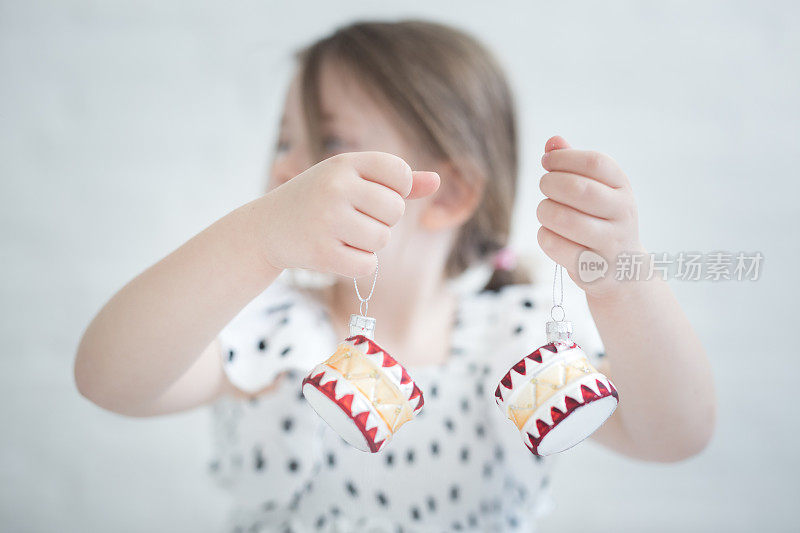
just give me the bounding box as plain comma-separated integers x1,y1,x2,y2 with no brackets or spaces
494,265,619,456
302,254,423,453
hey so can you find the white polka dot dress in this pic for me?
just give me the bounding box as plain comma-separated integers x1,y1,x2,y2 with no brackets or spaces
210,281,606,532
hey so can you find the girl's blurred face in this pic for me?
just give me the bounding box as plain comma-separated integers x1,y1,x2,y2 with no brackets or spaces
269,61,444,283
270,61,422,189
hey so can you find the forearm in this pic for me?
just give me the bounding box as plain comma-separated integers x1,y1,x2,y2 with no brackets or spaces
75,197,281,412
587,276,715,461
534,137,715,460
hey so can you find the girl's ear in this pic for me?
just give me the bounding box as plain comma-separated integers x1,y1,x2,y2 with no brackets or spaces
419,161,484,231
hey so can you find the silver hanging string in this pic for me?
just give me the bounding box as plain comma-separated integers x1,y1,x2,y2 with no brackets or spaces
551,263,566,322
353,252,378,317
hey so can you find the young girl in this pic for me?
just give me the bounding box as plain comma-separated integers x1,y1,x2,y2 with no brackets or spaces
75,20,715,533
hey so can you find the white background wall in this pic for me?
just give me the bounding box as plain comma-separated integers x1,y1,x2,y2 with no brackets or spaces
1,1,798,531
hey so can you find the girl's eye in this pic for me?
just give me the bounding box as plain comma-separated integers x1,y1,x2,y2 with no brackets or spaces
276,139,290,154
322,135,347,155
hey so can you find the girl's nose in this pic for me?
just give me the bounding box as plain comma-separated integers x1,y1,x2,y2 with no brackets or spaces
271,146,312,187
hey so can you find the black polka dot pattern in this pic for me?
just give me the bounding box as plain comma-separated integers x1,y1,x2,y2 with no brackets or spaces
254,449,265,471
460,447,470,463
426,496,436,512
210,282,586,532
450,485,460,501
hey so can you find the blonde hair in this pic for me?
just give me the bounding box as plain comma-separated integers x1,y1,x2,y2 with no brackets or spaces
298,20,528,290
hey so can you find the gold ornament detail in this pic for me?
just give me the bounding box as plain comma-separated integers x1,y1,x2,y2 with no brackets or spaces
325,343,413,431
506,355,599,430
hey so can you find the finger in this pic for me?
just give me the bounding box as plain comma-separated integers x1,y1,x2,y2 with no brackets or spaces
541,149,628,189
545,135,571,153
328,244,377,278
537,226,585,276
345,151,414,197
539,171,619,219
407,171,440,200
350,179,406,227
336,210,391,252
536,198,610,250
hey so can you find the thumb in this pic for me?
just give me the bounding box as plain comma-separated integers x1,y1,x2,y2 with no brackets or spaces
406,171,441,200
545,135,571,153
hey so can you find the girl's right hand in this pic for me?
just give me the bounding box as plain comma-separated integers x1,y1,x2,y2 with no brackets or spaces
258,151,440,278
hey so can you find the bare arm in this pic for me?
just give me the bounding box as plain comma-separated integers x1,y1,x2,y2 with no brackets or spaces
74,152,439,417
586,276,715,461
536,136,715,461
75,200,282,416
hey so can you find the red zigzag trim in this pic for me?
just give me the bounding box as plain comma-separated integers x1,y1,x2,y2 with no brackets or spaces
523,379,619,456
302,370,386,453
494,342,579,404
345,335,424,411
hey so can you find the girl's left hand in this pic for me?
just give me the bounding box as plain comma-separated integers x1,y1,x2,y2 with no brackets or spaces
536,135,645,298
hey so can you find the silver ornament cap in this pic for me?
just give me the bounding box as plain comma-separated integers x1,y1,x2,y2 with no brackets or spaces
546,320,573,343
349,314,376,339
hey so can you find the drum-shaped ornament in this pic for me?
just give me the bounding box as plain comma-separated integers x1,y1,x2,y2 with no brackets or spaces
494,320,618,456
303,315,424,453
